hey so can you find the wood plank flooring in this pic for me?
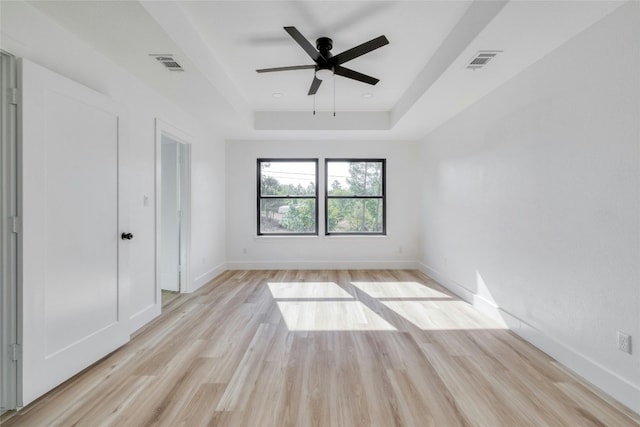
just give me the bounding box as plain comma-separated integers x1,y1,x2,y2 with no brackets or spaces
3,270,639,426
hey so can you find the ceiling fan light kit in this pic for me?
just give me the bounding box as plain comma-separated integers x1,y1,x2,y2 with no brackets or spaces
256,26,389,114
315,68,333,81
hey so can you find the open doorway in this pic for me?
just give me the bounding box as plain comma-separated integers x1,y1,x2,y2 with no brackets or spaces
155,120,191,306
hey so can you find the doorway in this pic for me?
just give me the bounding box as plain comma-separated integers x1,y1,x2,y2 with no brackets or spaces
156,120,191,300
1,50,18,412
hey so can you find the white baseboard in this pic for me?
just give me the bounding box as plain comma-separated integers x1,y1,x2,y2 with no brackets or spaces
191,262,227,292
129,303,160,334
226,260,420,270
418,262,640,416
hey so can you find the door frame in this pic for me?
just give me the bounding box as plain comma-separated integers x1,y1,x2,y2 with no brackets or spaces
1,50,19,411
154,119,191,297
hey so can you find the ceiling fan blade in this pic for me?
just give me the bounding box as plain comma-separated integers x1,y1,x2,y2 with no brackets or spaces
284,26,325,63
334,66,379,85
256,65,315,73
331,35,389,66
308,76,322,95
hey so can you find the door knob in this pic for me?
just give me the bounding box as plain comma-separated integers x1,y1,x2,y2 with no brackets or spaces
121,232,133,240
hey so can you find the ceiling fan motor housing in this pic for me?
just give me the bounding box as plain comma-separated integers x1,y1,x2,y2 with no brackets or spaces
316,37,334,74
316,37,333,58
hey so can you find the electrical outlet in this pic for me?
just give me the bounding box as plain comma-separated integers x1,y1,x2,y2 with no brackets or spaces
618,332,632,354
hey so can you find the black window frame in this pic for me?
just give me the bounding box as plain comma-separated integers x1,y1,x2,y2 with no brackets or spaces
257,158,319,236
325,158,386,236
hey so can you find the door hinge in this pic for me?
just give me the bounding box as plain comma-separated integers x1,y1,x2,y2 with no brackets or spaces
11,343,20,361
10,216,21,233
8,88,19,105
10,216,21,234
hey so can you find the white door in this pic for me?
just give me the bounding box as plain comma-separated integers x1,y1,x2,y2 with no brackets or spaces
19,59,129,405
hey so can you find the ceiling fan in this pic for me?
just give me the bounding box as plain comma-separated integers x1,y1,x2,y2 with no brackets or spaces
256,26,389,95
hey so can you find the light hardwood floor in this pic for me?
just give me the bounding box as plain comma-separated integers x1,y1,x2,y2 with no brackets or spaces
3,270,639,426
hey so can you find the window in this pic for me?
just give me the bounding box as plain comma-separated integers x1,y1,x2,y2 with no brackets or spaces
325,159,386,235
257,159,318,235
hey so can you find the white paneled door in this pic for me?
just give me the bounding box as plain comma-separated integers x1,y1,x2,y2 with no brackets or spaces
19,59,129,405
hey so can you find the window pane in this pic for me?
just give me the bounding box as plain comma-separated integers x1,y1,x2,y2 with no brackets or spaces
327,161,382,196
260,198,316,234
260,161,316,196
327,198,383,233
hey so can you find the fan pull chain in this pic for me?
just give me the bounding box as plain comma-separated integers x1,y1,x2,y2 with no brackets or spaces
313,94,316,116
333,72,336,117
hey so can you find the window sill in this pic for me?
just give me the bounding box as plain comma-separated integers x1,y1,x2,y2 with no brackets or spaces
254,234,388,240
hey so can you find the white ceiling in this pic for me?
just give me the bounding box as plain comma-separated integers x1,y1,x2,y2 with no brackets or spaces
28,0,625,141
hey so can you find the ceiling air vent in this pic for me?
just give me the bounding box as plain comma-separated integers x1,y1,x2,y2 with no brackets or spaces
466,50,502,70
150,54,184,72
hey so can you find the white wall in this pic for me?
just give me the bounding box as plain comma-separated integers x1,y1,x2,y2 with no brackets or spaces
418,2,639,413
1,1,226,331
226,140,420,269
190,130,226,289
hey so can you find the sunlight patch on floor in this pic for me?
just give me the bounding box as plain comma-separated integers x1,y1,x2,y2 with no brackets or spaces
351,281,452,299
268,280,506,332
352,280,508,331
268,281,353,299
276,301,396,331
380,300,507,330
